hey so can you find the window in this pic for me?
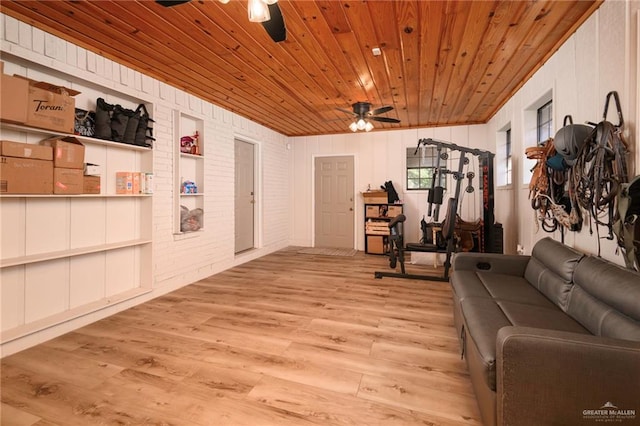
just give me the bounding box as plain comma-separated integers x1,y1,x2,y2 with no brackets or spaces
495,123,512,187
523,91,553,185
537,100,553,144
506,128,512,185
406,146,446,190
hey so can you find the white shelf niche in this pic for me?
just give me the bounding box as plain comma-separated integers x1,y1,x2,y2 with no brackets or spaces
173,110,205,235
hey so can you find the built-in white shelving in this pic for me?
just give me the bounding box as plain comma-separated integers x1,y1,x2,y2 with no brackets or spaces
1,122,152,152
0,194,152,198
1,102,154,347
0,287,152,344
0,239,152,268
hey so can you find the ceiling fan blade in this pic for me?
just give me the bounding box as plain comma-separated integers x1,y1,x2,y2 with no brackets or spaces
336,107,357,116
155,0,191,7
262,3,286,43
370,105,393,116
370,116,401,123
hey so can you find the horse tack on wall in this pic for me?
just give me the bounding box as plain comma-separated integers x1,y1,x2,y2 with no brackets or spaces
527,91,633,264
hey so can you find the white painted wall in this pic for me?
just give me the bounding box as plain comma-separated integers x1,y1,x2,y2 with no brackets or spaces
290,125,490,251
291,0,639,265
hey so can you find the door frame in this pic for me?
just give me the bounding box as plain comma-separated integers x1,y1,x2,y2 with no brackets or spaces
234,135,262,252
311,153,358,249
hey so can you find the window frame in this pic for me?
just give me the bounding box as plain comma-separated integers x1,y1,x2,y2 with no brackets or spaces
406,146,447,191
505,128,512,186
536,100,553,145
522,90,553,186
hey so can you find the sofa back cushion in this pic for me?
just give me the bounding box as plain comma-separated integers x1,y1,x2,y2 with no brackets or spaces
567,255,640,341
524,237,584,310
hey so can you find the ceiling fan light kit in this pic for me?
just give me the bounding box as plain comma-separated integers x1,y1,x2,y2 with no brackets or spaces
248,0,270,23
340,101,400,132
349,118,374,132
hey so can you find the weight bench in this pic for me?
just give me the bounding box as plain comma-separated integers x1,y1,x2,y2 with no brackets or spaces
374,198,457,282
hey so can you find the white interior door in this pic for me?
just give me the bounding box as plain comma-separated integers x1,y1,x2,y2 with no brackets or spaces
235,139,255,253
314,155,355,249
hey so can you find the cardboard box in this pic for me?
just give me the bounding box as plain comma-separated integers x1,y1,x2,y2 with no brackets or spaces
20,77,80,133
366,205,380,218
362,190,387,204
83,163,101,176
132,172,141,194
83,175,101,194
0,140,53,160
41,136,85,169
0,71,29,124
367,235,385,254
388,205,403,217
116,171,133,194
53,167,83,194
0,156,53,194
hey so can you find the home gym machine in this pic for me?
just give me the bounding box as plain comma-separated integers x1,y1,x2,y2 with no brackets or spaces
374,138,502,282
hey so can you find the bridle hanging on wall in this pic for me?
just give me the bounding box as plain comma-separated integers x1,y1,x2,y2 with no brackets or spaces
571,91,630,256
527,91,631,257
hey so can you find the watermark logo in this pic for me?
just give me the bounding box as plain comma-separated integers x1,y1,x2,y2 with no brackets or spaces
583,402,636,423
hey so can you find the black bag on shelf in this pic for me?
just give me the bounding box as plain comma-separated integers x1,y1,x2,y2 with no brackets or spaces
111,104,135,143
381,180,400,203
93,98,154,147
94,97,114,140
133,104,155,147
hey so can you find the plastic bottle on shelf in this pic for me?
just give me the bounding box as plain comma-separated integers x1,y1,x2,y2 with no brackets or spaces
191,130,200,155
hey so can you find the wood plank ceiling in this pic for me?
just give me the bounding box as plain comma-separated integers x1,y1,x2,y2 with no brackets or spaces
1,0,602,137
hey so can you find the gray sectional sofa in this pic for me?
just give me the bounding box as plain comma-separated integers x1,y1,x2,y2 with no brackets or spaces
450,237,640,426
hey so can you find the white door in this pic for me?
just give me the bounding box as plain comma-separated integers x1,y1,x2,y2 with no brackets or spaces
314,156,355,248
235,139,255,253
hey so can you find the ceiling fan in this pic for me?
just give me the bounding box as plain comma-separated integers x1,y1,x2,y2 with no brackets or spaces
155,0,286,43
337,102,401,132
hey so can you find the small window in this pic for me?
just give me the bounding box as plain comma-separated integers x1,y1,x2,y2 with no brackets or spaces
523,92,553,185
537,100,553,145
506,128,512,185
406,147,447,191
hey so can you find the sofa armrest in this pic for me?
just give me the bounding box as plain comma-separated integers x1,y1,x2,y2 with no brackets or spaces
452,252,531,276
497,326,640,426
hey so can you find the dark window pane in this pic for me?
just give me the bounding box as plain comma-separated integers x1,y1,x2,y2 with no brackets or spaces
537,100,552,145
406,146,447,190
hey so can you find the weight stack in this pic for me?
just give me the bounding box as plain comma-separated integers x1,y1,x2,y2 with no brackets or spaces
486,222,504,253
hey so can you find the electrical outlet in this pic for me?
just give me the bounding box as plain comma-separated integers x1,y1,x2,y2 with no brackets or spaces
517,244,525,255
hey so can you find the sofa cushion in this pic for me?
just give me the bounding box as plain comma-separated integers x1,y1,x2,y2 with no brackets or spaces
460,297,512,391
524,238,584,309
450,270,493,300
477,272,557,308
496,301,590,334
568,256,640,341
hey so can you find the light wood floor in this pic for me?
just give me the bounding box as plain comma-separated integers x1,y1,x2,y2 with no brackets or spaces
1,248,482,426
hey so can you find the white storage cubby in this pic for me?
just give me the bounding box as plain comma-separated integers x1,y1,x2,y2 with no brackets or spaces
0,122,153,344
173,110,205,235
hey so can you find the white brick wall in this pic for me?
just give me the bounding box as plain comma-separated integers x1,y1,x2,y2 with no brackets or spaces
0,13,291,353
